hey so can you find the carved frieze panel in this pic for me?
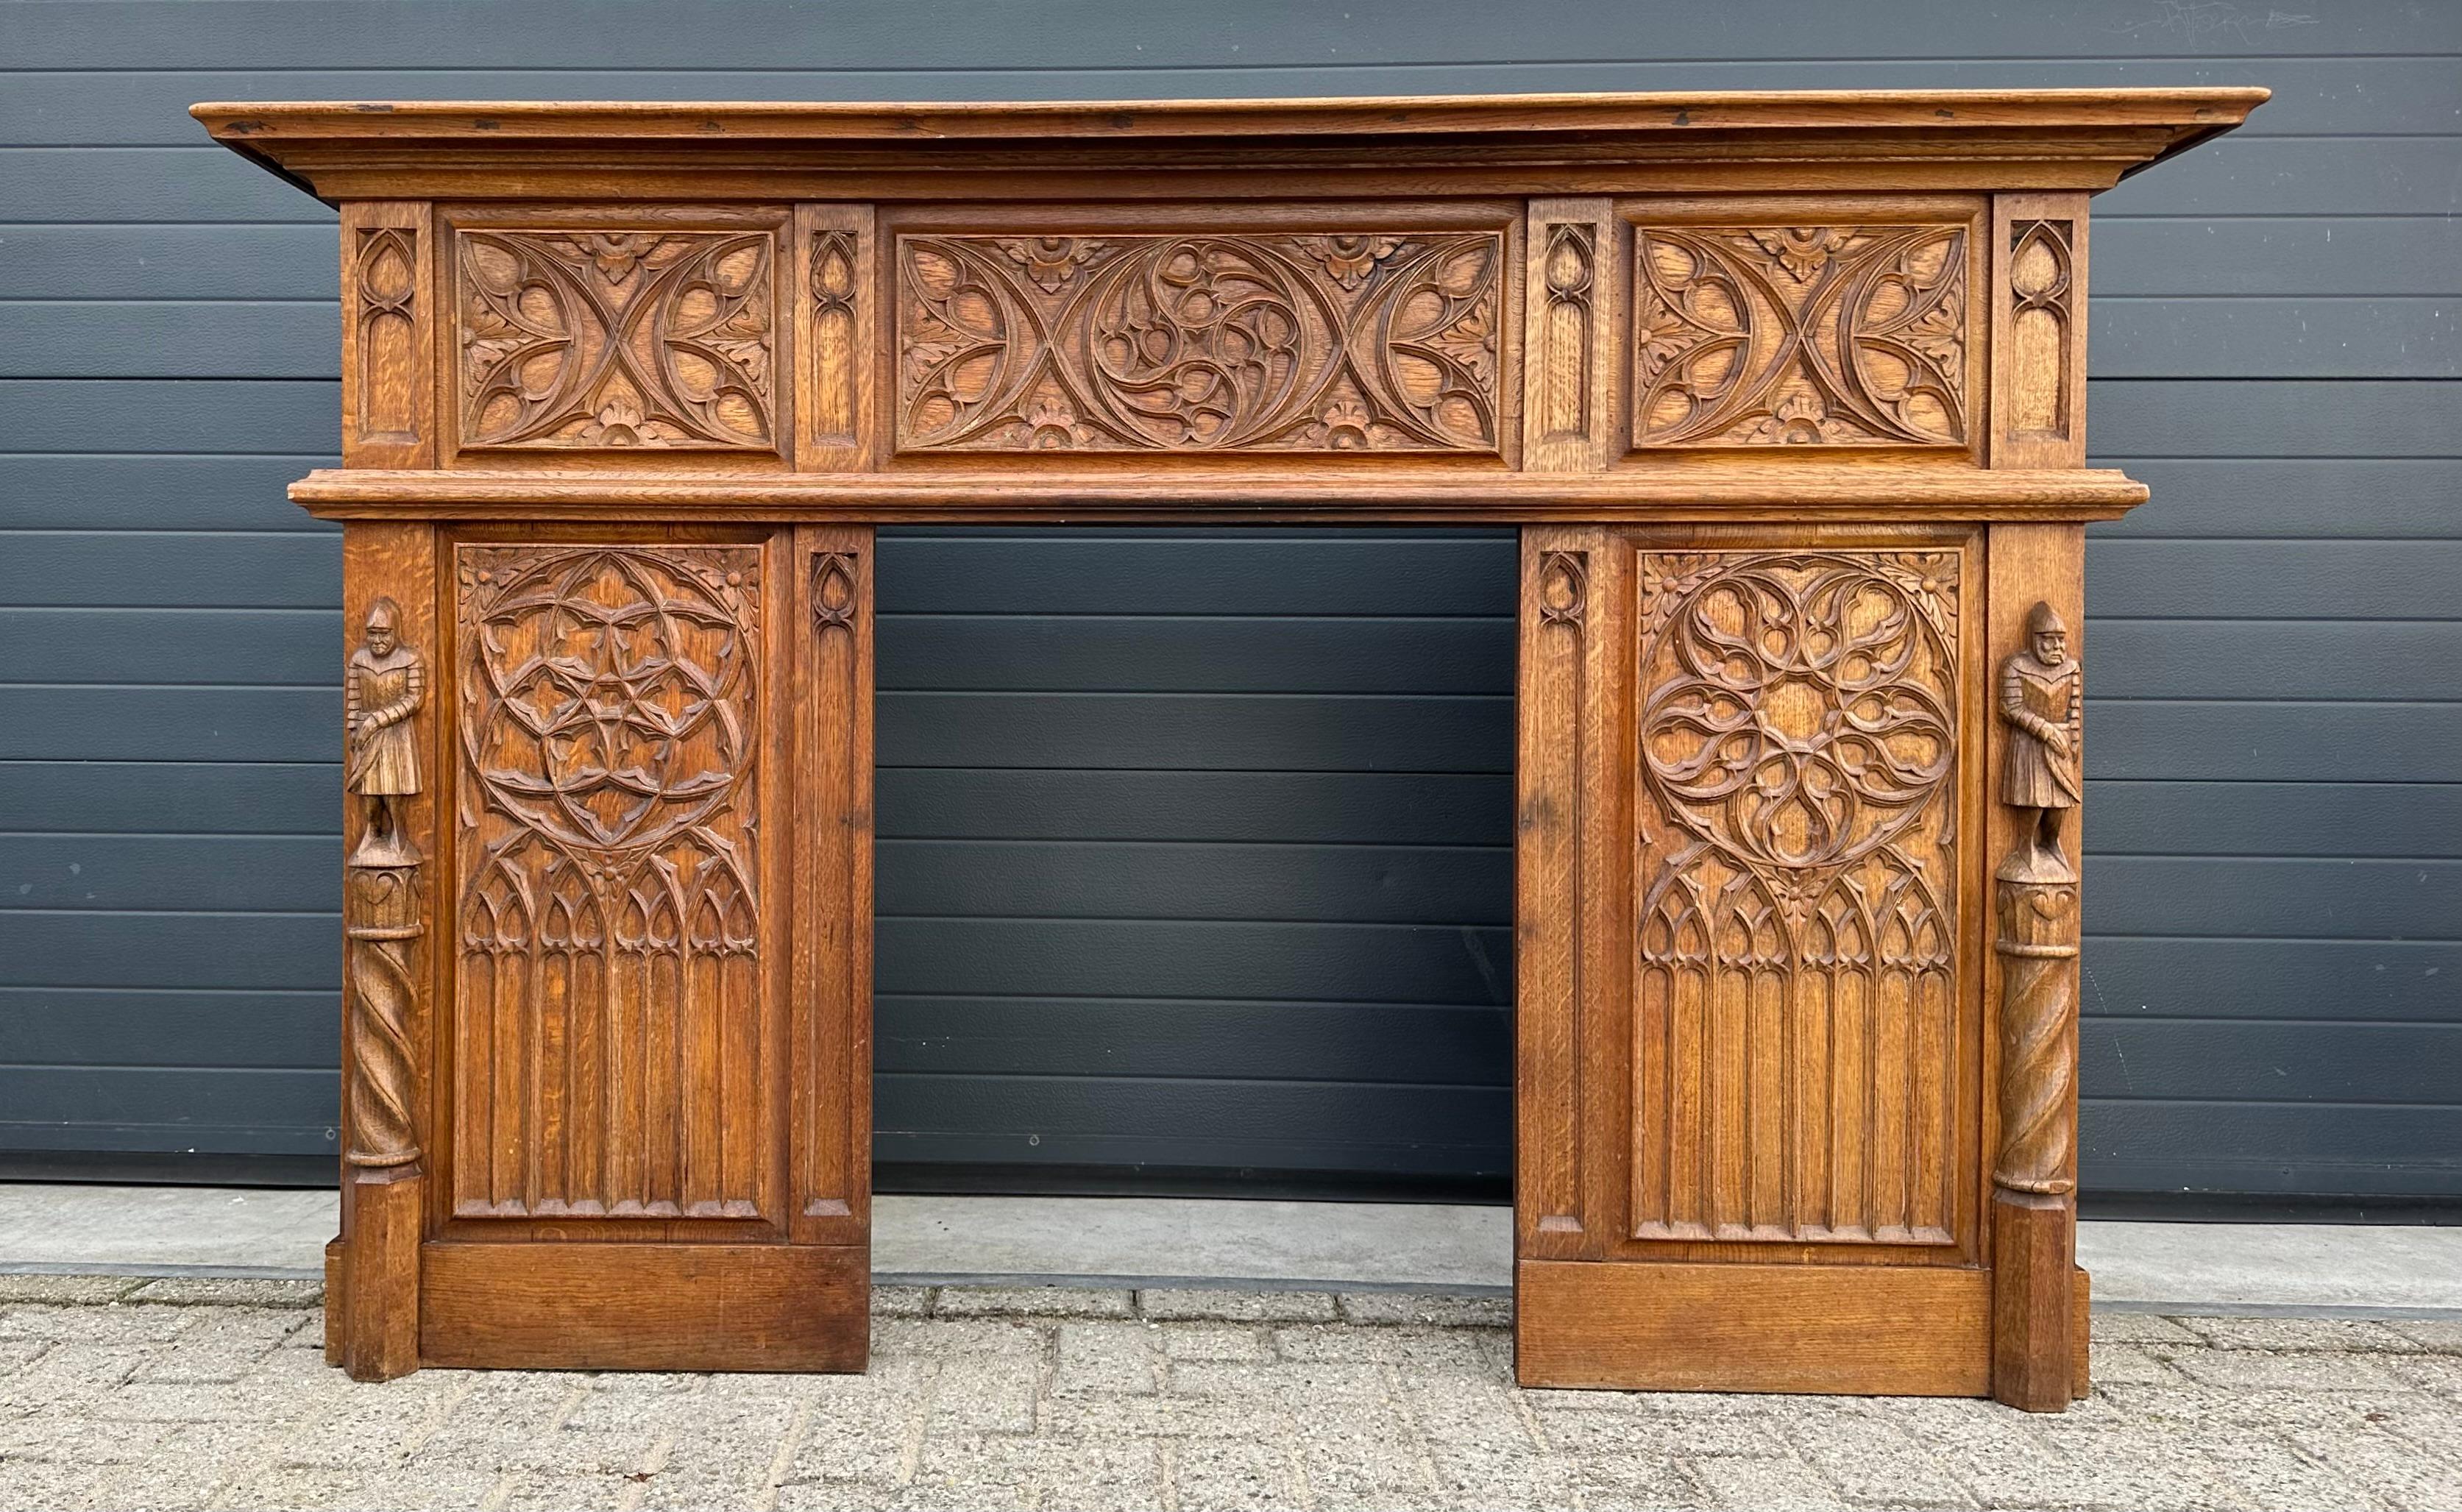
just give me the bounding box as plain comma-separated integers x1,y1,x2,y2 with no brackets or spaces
456,230,778,451
1631,549,1965,1246
1631,222,1973,449
895,231,1503,452
453,542,770,1222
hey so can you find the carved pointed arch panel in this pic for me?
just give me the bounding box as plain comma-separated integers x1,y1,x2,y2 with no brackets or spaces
1626,539,1979,1252
450,539,781,1229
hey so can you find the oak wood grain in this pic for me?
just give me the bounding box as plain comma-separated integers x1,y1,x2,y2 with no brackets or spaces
419,1240,866,1371
1516,1257,1991,1395
216,87,2257,1402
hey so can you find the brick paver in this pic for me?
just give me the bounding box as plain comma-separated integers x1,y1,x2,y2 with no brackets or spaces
0,1275,2455,1510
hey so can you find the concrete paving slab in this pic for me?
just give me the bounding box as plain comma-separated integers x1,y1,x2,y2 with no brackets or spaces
0,1293,2454,1512
2,1183,2457,1317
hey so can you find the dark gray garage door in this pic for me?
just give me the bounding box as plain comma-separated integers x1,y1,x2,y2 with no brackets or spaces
1,1,2455,1205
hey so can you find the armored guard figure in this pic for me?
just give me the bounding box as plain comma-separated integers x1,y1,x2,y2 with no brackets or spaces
1998,601,2081,856
346,596,425,865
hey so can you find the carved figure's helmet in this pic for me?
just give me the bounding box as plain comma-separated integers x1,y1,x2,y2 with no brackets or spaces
2024,601,2068,638
365,596,400,655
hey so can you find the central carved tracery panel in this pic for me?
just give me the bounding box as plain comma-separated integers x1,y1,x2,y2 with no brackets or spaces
1631,550,1964,1246
453,543,768,1222
896,231,1503,452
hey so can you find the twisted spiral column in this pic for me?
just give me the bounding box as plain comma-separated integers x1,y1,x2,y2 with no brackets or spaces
1993,846,2078,1196
344,860,422,1170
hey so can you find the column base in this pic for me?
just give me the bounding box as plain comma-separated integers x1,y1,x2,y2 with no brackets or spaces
336,1166,422,1382
1993,1190,2077,1411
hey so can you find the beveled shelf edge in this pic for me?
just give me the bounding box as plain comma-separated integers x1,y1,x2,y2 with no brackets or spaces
291,467,2149,524
194,88,2266,202
192,88,2267,144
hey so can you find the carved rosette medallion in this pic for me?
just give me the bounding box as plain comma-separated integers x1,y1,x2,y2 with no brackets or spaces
1633,550,1964,1244
897,231,1503,452
453,544,766,1219
1633,224,1970,447
458,230,776,450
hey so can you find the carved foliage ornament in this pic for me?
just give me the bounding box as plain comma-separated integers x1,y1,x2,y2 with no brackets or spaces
1633,224,1970,447
459,230,776,450
898,231,1502,452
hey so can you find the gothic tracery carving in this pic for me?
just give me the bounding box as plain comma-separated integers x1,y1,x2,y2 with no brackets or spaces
1633,224,1970,447
1633,550,1963,1244
898,231,1502,452
458,230,776,450
453,544,765,1219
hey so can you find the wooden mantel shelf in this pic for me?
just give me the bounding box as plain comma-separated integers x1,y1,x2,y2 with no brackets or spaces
194,88,2265,201
215,85,2263,1409
291,466,2149,523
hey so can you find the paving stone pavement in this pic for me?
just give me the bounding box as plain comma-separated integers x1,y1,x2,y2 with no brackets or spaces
1,1275,2458,1511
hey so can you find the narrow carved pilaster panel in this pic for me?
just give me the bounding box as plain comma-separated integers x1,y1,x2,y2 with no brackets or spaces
1992,195,2090,469
1630,211,1978,452
895,230,1503,452
1516,536,1595,1248
341,204,433,467
1523,199,1617,472
795,206,876,471
1632,548,1965,1245
792,530,873,1243
455,226,780,452
453,542,773,1223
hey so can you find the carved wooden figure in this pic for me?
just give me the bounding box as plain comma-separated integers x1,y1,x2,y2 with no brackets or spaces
194,88,2263,1405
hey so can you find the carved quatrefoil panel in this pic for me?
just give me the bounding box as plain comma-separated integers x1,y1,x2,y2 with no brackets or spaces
458,230,776,450
1632,224,1972,448
897,232,1503,452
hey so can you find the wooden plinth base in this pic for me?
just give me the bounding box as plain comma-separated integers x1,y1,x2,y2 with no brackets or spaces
1515,1260,1992,1396
418,1242,868,1372
330,1168,422,1381
1992,1192,2079,1411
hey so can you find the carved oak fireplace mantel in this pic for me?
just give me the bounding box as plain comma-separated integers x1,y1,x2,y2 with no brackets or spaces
194,88,2263,1410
